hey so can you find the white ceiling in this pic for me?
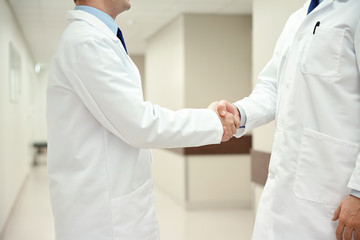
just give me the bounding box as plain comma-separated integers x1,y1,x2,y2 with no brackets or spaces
7,0,252,64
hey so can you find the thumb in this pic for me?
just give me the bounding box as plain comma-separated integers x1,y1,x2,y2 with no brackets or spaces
218,101,227,117
332,202,342,221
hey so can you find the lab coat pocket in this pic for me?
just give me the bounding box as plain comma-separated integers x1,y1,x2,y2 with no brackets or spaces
294,128,359,206
111,180,159,240
301,27,345,77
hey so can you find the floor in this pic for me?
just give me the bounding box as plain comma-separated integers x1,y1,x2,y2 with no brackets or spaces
0,166,254,240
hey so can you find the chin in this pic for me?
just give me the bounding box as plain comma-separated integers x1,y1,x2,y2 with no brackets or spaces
120,3,130,12
118,3,131,14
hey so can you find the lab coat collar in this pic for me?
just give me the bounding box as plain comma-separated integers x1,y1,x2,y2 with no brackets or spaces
74,6,118,36
66,10,118,42
304,0,335,15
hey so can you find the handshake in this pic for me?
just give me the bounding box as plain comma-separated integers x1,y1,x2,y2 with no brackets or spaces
208,100,241,142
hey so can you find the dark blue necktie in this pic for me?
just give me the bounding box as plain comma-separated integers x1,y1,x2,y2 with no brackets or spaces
117,28,128,54
307,0,319,14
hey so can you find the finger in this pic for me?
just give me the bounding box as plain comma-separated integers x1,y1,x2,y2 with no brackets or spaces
226,101,241,125
222,132,230,142
219,100,236,115
333,203,342,221
222,136,230,142
336,223,345,240
225,128,233,140
208,101,219,111
231,123,237,135
231,128,236,135
228,119,237,135
217,102,227,117
354,229,360,240
222,126,231,141
221,131,226,142
231,113,240,131
234,116,241,129
221,134,226,142
227,123,235,138
344,227,354,240
222,114,238,140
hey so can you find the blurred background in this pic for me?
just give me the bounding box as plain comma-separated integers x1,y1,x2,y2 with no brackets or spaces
0,0,304,239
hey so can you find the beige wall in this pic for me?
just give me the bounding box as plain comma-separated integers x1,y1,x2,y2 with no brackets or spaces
145,17,187,203
146,17,185,110
187,155,251,209
151,149,187,205
0,0,37,233
130,55,146,95
184,14,252,107
146,14,252,208
184,14,252,208
251,0,305,214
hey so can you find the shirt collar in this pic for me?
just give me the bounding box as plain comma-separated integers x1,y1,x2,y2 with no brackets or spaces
75,5,118,36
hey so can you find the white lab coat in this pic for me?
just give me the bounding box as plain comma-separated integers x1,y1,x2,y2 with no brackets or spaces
46,10,223,240
235,0,360,239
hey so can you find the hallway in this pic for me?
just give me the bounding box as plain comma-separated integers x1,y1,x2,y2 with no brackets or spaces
0,166,254,240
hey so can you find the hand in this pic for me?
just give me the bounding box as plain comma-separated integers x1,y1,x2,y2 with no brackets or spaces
217,100,241,123
333,195,360,240
216,100,241,141
208,101,240,142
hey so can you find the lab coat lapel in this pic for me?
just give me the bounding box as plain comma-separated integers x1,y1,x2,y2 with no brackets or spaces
66,10,118,42
67,10,130,57
306,0,335,16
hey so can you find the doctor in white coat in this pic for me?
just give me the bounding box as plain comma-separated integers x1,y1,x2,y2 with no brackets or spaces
219,0,360,239
46,0,240,239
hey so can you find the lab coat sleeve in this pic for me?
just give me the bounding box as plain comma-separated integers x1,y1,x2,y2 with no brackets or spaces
65,37,223,149
347,21,360,192
232,12,300,138
233,46,279,138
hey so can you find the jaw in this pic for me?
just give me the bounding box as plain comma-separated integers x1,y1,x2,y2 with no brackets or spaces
115,1,131,16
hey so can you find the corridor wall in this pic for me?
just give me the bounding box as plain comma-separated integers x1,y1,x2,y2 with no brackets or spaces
146,14,252,209
0,0,37,233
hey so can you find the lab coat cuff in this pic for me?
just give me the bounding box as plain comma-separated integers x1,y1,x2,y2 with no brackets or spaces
350,189,360,199
207,109,224,143
348,153,360,192
233,102,247,138
234,103,247,127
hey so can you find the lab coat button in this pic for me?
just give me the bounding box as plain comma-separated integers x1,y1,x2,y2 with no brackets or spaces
283,82,290,90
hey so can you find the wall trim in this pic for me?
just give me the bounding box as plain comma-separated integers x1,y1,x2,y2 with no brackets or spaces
166,135,252,155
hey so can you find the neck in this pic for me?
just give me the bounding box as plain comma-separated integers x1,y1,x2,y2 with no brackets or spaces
76,0,122,19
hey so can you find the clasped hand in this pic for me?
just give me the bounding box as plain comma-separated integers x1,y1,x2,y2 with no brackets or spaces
208,100,240,142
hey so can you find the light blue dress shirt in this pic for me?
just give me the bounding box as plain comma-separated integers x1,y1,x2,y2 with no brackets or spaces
75,5,118,36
